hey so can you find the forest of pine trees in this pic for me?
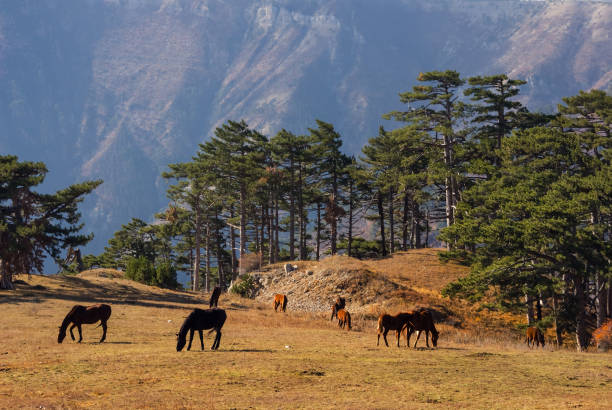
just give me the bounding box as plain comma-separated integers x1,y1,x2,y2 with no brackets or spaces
85,70,610,351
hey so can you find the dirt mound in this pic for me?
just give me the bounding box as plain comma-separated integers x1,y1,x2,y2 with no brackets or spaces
77,268,125,279
249,256,429,314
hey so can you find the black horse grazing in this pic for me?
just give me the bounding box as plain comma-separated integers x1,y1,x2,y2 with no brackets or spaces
209,286,221,308
58,304,112,343
176,308,227,352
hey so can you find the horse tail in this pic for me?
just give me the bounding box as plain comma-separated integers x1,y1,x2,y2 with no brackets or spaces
347,311,352,331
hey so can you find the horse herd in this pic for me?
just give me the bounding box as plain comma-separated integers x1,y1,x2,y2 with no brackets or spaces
55,289,546,351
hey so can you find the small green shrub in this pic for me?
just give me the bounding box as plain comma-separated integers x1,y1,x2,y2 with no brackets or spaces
230,274,255,298
125,257,155,284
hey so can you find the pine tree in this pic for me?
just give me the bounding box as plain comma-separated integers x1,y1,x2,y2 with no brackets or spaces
385,71,469,236
309,120,350,256
0,155,102,289
441,125,611,351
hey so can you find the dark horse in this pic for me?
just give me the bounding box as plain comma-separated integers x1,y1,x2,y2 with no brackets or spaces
330,296,346,321
58,304,111,343
209,286,221,308
404,309,439,348
377,312,414,347
176,308,227,351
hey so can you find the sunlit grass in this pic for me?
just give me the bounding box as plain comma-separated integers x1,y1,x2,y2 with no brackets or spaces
1,258,611,409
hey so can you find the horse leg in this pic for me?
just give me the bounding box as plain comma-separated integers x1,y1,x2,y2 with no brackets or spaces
77,324,83,343
212,330,222,350
425,330,430,348
198,330,204,350
383,329,390,347
396,330,401,347
406,328,413,347
413,330,422,348
69,324,77,341
187,329,194,351
100,321,107,343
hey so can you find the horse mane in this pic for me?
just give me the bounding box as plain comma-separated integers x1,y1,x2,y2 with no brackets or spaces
60,306,80,332
178,310,196,338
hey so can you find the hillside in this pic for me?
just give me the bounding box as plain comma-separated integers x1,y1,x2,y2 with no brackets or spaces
246,249,521,338
1,251,611,408
1,0,610,255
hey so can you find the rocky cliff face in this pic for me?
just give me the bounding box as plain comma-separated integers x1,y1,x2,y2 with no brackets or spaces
1,0,610,253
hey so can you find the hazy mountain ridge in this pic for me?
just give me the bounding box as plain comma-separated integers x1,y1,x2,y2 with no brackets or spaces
0,0,610,254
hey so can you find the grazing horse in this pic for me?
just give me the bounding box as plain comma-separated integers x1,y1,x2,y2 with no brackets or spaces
377,312,414,347
525,327,545,348
209,286,221,308
273,294,288,312
336,309,352,331
405,309,439,348
330,296,346,321
176,308,227,351
57,304,111,344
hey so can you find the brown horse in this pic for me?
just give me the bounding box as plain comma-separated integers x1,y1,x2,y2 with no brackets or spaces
209,286,221,308
273,294,288,312
58,304,111,343
405,309,439,348
330,296,346,321
377,312,414,347
336,309,352,331
525,327,545,348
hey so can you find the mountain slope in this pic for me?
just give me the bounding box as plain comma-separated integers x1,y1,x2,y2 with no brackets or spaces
0,0,610,253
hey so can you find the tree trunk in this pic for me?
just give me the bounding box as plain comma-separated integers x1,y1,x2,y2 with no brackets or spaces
378,191,387,257
274,197,280,261
298,165,305,260
402,190,409,251
425,209,430,248
331,172,338,256
239,184,247,275
268,198,274,264
230,205,237,280
289,158,295,260
389,188,395,254
574,276,590,352
316,201,321,261
260,204,266,269
205,220,210,292
552,293,563,347
414,202,421,249
193,200,201,292
347,180,353,258
596,270,607,328
608,278,612,318
0,260,15,290
536,293,542,322
525,293,535,325
215,207,224,289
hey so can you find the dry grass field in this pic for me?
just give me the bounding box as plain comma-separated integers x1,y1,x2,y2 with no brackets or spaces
1,251,611,409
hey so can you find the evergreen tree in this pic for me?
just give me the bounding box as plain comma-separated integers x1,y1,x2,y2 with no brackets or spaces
309,120,350,255
0,155,101,289
385,71,469,234
441,125,611,351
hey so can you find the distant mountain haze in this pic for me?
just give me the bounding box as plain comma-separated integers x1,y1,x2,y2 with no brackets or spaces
1,0,610,255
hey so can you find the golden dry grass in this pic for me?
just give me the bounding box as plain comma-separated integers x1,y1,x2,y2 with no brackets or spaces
1,255,611,409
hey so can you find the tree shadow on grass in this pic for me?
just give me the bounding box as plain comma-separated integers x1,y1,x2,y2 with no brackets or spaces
2,275,209,311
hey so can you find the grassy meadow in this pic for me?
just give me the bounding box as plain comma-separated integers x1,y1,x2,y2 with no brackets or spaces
1,257,611,409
